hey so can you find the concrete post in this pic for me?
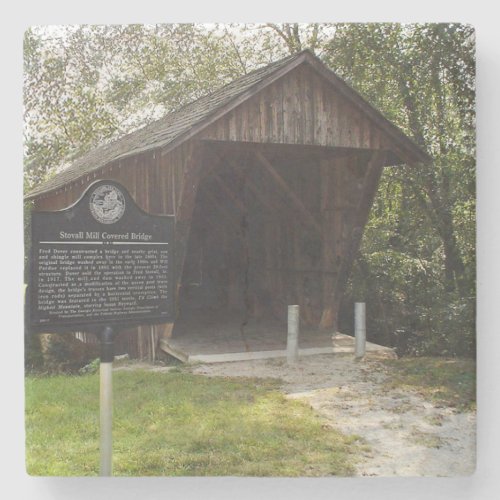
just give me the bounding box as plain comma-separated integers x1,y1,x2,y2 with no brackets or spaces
99,361,113,476
99,326,114,476
355,302,366,359
287,305,300,364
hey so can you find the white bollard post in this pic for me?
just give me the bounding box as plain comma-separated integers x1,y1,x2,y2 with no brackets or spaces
287,305,300,364
355,302,366,359
99,326,114,476
100,360,113,476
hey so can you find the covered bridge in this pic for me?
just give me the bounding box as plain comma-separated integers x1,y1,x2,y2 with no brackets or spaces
26,49,430,361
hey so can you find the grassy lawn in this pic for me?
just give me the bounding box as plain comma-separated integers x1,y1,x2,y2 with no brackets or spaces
381,357,476,411
25,370,360,476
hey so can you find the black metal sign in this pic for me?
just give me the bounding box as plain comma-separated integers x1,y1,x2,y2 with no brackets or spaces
29,180,175,332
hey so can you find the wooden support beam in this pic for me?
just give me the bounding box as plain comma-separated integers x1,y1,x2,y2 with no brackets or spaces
201,139,376,164
199,149,227,180
319,158,337,329
243,175,280,214
225,157,284,216
199,185,245,237
194,198,232,239
254,150,323,236
212,175,247,212
329,151,387,329
174,143,204,315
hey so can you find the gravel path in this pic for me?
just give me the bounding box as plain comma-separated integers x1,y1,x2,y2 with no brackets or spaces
190,353,476,477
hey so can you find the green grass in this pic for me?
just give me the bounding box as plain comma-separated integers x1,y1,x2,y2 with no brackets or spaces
25,371,360,476
381,357,476,411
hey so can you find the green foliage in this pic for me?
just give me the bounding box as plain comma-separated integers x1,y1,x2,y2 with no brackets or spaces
24,331,44,373
328,24,475,357
23,24,250,188
25,371,359,476
78,358,100,375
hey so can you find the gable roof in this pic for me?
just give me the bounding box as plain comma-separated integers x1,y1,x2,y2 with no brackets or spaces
25,50,431,201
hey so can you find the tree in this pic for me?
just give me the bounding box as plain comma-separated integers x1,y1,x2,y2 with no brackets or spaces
23,24,255,188
263,23,329,55
323,24,475,355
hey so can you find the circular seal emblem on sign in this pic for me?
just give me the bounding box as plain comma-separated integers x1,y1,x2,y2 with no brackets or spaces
89,184,126,224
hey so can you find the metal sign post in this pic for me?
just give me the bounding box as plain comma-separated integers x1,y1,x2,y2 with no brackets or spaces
99,326,114,476
28,180,175,476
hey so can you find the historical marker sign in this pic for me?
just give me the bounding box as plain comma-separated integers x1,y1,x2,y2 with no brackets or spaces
29,180,175,332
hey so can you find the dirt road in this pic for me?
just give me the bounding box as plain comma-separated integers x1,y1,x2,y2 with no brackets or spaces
191,353,476,476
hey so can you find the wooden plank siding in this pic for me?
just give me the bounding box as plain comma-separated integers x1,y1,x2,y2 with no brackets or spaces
200,65,391,151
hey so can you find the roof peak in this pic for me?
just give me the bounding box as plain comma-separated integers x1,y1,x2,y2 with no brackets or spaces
25,48,430,201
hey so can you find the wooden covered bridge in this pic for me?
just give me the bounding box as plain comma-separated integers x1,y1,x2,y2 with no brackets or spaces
26,50,430,362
